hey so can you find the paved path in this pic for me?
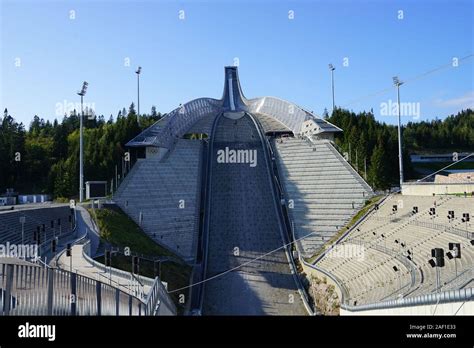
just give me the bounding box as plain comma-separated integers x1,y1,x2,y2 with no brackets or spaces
56,206,150,298
76,206,101,257
57,243,150,298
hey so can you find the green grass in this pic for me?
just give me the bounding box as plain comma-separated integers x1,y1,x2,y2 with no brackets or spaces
54,197,70,203
89,207,192,313
305,195,383,264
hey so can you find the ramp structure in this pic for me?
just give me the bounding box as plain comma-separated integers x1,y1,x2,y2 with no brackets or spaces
115,66,373,315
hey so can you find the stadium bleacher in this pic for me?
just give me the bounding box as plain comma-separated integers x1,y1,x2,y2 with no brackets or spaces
316,194,474,305
114,139,203,262
273,136,373,257
0,205,75,247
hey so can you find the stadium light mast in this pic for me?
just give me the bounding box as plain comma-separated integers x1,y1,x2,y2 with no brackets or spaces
393,76,404,189
136,66,142,126
329,64,336,113
77,81,88,203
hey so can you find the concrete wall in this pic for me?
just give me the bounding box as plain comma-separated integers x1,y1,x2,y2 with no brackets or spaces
402,182,474,196
145,146,167,160
18,195,50,204
313,132,335,142
0,197,16,205
341,300,473,315
435,172,474,183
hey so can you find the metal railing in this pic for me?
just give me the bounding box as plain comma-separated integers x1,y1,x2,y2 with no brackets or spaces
1,231,177,316
301,258,350,304
0,257,177,316
145,276,177,316
0,259,144,316
341,287,473,312
438,268,473,292
80,235,176,313
81,240,153,285
408,219,474,240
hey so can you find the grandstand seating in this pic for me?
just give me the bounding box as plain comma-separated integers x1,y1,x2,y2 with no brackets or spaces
114,139,203,262
273,136,373,257
316,194,474,306
0,205,74,246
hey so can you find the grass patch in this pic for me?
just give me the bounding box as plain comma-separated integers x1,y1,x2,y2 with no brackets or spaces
54,197,70,203
305,195,383,264
89,206,192,313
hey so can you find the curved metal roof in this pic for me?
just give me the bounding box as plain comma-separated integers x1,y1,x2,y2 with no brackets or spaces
126,66,341,148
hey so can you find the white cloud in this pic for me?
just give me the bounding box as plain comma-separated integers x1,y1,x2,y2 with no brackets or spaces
433,91,474,109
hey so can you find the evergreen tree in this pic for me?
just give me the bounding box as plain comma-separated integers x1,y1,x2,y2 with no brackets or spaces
151,105,157,117
128,103,136,116
322,108,329,119
367,141,390,190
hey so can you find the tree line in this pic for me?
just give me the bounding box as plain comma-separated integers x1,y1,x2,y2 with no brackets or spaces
0,106,472,196
0,104,161,198
328,108,473,189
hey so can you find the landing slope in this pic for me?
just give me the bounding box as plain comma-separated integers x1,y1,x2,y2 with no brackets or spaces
203,114,306,315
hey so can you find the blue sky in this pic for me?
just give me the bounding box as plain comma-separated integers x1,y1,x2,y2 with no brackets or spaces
1,0,473,127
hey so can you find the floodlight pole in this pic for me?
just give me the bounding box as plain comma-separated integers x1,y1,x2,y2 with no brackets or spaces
136,67,142,127
393,77,404,189
329,64,336,113
80,95,83,203
77,81,88,203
